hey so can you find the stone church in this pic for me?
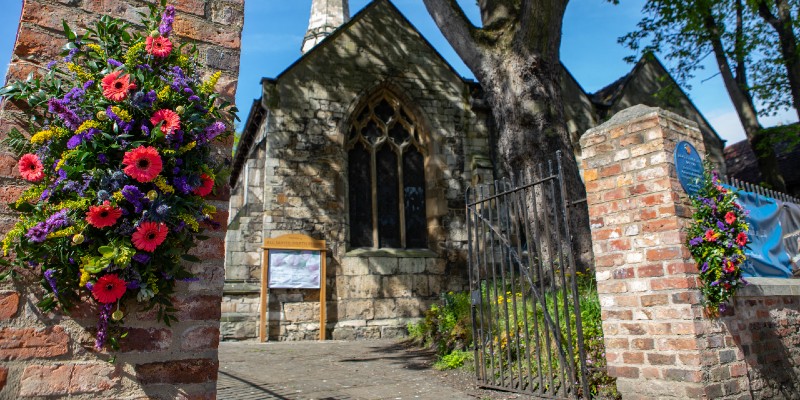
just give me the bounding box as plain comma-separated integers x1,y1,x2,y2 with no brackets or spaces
222,0,726,341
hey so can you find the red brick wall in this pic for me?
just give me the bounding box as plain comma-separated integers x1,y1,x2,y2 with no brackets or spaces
580,105,800,399
0,1,242,398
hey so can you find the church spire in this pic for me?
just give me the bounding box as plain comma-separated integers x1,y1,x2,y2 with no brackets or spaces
301,0,350,53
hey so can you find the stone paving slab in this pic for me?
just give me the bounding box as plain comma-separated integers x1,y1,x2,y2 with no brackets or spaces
217,339,478,400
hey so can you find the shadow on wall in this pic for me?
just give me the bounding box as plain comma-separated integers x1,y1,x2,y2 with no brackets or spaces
723,296,800,399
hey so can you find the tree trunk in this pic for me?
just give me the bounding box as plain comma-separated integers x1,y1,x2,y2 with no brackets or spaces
422,0,593,269
703,8,787,191
475,53,593,269
756,0,800,121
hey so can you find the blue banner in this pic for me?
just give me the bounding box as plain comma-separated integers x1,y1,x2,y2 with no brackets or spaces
734,188,795,278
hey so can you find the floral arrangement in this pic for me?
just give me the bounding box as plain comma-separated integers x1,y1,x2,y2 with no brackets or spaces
0,1,236,349
685,164,749,315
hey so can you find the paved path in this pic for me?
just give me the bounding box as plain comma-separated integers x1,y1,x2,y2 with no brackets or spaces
217,339,478,400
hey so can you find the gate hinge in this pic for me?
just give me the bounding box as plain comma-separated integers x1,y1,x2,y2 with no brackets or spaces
470,290,481,306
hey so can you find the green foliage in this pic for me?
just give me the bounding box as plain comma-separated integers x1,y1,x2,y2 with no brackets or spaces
412,274,619,398
434,349,474,370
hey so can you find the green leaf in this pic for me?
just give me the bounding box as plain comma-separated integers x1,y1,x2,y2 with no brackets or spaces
98,246,115,256
181,254,201,263
62,20,76,41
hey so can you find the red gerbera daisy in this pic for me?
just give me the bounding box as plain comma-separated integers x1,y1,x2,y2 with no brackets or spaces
192,174,214,197
86,201,122,228
150,109,181,135
132,221,168,252
92,274,127,304
736,232,748,247
724,212,736,225
146,36,173,58
122,146,163,183
101,70,136,102
18,153,44,182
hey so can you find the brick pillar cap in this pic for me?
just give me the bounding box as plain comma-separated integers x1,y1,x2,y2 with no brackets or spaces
581,105,699,147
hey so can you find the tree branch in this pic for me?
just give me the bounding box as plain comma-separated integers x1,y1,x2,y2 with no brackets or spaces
422,0,485,72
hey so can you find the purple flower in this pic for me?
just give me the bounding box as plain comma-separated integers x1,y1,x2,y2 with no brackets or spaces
46,60,58,69
97,153,108,164
132,253,151,264
172,176,193,195
45,209,70,231
83,80,94,90
701,262,709,273
26,223,49,243
122,185,146,213
106,106,133,133
188,95,200,102
140,124,151,137
48,98,83,130
159,5,176,37
711,280,719,287
108,58,123,67
689,236,703,246
39,189,51,201
718,302,728,313
199,121,226,144
44,269,59,297
126,280,141,290
63,46,79,63
95,303,113,350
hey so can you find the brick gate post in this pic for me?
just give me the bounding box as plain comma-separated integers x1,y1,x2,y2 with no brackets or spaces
579,105,749,398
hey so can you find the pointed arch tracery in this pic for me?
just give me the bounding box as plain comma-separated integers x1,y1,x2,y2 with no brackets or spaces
346,90,427,249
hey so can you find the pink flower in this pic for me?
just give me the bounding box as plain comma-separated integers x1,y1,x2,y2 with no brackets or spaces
192,174,214,197
704,229,719,242
150,109,181,135
736,232,748,247
724,212,736,225
18,153,44,182
92,274,127,304
101,70,136,102
86,201,122,228
146,36,172,58
132,221,168,252
122,146,163,183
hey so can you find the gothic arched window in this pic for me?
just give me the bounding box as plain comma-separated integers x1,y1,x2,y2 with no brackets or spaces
347,92,427,249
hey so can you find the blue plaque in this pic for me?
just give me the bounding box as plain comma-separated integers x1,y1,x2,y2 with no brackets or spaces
674,141,704,197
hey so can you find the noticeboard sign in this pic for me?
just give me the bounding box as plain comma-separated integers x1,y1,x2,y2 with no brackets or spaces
268,250,321,289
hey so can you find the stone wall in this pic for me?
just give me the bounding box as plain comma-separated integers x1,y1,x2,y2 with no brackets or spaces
580,105,800,399
223,0,490,341
0,1,242,398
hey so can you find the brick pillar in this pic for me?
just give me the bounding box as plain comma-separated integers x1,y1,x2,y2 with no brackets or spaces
0,1,242,399
580,105,746,398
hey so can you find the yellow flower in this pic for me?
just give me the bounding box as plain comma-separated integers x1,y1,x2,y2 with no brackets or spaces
202,204,217,216
30,129,54,144
67,62,93,82
124,42,144,65
112,191,124,202
87,43,102,54
179,213,200,232
200,71,221,95
178,141,196,154
157,86,171,102
153,176,175,194
79,269,91,287
76,120,101,134
111,106,132,122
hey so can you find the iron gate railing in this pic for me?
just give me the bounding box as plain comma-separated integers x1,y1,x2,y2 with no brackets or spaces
466,151,590,399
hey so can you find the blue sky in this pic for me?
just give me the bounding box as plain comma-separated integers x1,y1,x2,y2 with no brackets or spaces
2,0,797,144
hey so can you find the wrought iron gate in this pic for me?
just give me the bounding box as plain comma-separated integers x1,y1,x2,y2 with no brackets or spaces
466,151,590,399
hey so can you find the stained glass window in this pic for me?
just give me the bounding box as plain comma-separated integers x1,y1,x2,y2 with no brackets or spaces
346,92,427,249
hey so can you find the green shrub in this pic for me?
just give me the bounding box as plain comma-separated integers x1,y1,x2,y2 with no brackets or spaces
434,349,474,370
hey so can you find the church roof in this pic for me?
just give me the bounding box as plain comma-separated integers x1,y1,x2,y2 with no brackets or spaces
232,0,473,187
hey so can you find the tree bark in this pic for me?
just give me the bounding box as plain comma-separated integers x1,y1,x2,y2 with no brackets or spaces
755,0,800,121
423,0,594,268
702,5,787,191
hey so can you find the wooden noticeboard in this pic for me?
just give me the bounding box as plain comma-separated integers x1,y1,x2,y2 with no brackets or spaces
260,234,327,341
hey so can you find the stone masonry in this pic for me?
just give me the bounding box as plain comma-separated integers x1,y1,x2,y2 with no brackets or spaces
224,0,489,341
581,105,800,399
0,1,242,398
